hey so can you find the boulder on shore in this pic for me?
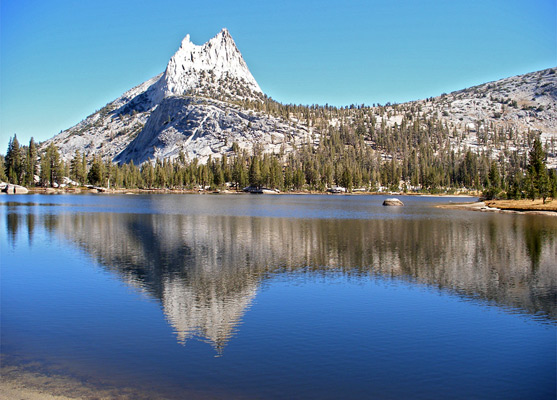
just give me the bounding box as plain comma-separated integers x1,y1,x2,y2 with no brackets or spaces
383,198,404,206
1,183,28,194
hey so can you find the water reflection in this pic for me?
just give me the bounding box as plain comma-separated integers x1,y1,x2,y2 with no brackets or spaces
5,209,557,350
6,212,19,246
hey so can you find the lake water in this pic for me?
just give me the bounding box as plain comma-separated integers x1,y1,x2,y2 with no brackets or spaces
1,194,556,399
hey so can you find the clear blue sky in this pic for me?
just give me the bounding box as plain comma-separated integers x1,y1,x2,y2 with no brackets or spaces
1,0,555,153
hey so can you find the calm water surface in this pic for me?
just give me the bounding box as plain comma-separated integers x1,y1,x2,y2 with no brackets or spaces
1,194,556,399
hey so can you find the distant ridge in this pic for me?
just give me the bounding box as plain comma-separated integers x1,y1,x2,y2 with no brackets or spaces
43,29,557,168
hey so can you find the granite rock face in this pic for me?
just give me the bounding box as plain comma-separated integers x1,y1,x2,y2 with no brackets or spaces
42,28,557,169
1,183,29,194
44,29,311,165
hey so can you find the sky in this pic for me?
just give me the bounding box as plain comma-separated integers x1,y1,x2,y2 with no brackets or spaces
1,0,555,153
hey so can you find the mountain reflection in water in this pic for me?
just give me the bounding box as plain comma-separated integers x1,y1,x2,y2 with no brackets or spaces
5,208,557,351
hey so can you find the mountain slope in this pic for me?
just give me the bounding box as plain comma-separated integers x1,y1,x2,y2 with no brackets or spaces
418,68,557,161
48,29,310,164
362,68,557,168
44,29,556,168
114,96,305,164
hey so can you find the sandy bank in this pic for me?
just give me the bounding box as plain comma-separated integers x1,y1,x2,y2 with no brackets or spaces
1,364,159,400
438,201,557,216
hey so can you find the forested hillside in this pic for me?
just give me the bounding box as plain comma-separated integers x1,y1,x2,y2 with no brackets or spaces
1,29,556,200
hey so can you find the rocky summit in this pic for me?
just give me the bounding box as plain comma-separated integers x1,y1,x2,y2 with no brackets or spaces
44,29,557,168
47,28,311,165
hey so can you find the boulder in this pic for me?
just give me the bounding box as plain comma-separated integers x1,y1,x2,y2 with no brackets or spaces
383,198,404,206
1,183,29,194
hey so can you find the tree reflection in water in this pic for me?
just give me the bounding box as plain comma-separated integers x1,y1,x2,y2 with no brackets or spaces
5,207,557,350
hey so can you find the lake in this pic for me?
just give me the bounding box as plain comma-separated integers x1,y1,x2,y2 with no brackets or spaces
1,194,556,399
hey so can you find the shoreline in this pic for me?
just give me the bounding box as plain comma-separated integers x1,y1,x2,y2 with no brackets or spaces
1,361,171,400
0,360,240,400
19,186,479,198
4,187,555,215
437,200,557,216
0,363,117,400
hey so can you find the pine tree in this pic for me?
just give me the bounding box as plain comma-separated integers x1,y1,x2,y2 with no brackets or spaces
213,163,225,187
39,153,51,187
70,150,86,184
154,159,167,188
0,156,8,182
24,138,38,186
141,162,155,188
269,157,284,190
220,154,230,183
5,135,23,184
488,161,501,190
526,136,549,202
88,156,105,186
232,156,248,189
39,143,63,187
293,168,305,190
249,155,261,187
483,160,501,199
549,169,557,200
80,154,88,184
50,144,64,187
340,165,353,191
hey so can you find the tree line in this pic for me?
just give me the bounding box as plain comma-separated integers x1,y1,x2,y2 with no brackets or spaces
2,131,555,202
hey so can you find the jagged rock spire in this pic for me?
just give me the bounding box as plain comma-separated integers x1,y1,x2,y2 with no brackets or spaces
161,28,262,97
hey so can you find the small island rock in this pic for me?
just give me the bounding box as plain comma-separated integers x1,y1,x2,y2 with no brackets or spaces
383,198,404,206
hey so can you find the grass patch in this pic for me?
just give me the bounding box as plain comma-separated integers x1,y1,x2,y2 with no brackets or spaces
485,199,557,212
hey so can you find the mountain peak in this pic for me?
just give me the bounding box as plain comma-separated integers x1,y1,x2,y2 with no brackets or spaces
217,27,231,37
160,28,262,98
179,34,192,48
